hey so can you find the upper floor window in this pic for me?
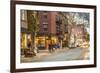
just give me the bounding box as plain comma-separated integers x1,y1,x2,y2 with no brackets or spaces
21,10,25,20
43,12,48,19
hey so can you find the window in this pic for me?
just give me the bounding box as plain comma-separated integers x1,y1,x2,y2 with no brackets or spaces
21,10,25,20
43,12,48,19
43,24,48,28
44,28,48,31
44,15,48,19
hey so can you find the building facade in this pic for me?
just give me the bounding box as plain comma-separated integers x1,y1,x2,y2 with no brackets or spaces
36,11,58,49
21,10,69,50
21,10,28,49
69,24,87,47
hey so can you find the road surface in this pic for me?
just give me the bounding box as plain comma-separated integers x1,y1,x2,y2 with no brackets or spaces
21,47,89,63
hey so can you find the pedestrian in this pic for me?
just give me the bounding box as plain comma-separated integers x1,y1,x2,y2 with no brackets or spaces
57,42,60,49
48,44,52,53
28,41,31,49
48,42,54,53
55,43,58,50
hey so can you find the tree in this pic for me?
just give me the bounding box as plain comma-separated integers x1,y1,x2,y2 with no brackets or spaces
75,13,90,28
57,12,77,47
27,10,39,52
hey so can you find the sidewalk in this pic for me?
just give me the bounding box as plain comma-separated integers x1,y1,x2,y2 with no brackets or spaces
36,47,69,57
21,47,69,63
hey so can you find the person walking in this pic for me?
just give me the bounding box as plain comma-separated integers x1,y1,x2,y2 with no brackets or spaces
48,41,54,53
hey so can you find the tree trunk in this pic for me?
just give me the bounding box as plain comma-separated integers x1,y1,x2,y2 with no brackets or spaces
34,32,38,54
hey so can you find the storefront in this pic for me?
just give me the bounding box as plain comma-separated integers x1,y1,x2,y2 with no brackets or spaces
21,30,59,50
35,36,58,50
21,33,28,49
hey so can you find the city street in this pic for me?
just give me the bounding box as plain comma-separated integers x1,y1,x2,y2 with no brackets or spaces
20,10,90,63
21,47,89,63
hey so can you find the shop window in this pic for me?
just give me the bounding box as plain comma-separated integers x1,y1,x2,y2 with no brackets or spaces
21,33,27,48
